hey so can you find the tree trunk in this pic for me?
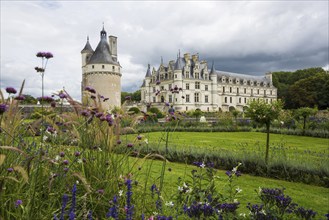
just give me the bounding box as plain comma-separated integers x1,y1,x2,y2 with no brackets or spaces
303,116,306,135
265,123,270,164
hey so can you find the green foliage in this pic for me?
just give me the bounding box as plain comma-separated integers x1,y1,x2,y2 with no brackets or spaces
148,107,164,118
272,67,329,109
121,90,141,104
128,107,140,114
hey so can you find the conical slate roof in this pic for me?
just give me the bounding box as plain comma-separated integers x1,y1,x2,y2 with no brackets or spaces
81,37,94,53
145,64,151,77
210,61,216,75
88,27,117,65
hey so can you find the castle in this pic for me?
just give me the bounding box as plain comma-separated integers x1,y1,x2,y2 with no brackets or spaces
81,26,121,110
140,52,277,112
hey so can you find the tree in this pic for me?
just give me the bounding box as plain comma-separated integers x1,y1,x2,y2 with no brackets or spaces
294,107,318,135
246,100,283,164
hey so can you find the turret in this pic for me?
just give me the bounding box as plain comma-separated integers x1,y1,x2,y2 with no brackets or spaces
81,36,94,67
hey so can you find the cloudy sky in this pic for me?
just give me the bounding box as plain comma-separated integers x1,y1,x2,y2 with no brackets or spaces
1,1,328,100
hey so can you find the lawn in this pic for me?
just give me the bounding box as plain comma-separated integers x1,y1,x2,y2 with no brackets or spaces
132,157,329,217
127,131,329,169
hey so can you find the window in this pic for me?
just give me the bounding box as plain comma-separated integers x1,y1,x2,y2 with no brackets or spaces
205,85,208,91
169,95,172,103
230,87,232,93
224,97,228,103
244,88,246,94
161,86,164,90
223,87,225,93
194,93,199,102
205,74,208,80
257,89,259,94
244,97,247,103
186,94,190,102
251,89,253,95
169,84,172,90
186,107,188,111
102,65,105,69
205,95,209,103
186,83,190,90
270,90,273,95
175,74,177,78
92,65,94,69
264,90,266,96
195,73,199,79
237,88,239,94
230,97,232,103
153,97,156,102
195,82,200,89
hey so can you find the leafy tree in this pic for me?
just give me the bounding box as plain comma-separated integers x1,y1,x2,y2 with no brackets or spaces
294,107,318,135
246,100,283,164
121,90,141,104
20,94,37,104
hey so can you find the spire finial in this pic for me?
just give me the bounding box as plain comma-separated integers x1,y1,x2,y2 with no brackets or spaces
102,22,105,30
148,63,150,69
87,35,89,41
179,49,181,58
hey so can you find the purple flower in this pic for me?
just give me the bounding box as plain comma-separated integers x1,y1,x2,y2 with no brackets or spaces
36,52,46,57
63,167,69,172
225,171,232,177
81,110,90,117
7,167,14,172
125,96,131,100
156,80,161,85
165,102,170,107
137,135,142,140
15,200,22,208
47,126,55,133
0,104,8,114
63,160,69,165
116,140,122,145
107,195,119,219
90,95,96,99
125,179,134,219
74,151,81,157
97,189,104,194
69,184,77,220
6,87,17,94
59,152,65,157
14,95,25,101
45,52,54,59
59,93,67,99
60,194,69,220
127,143,133,148
95,112,103,118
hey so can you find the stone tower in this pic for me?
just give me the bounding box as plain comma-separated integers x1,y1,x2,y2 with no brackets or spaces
81,26,121,110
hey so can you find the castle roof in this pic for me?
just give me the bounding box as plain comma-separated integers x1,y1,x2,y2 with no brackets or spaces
88,27,118,65
215,70,269,82
145,64,151,77
81,36,94,53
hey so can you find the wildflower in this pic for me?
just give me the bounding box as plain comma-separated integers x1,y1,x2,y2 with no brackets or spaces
69,184,77,219
59,152,65,157
165,102,170,107
236,187,242,193
107,195,119,219
119,190,123,197
125,179,134,219
127,143,133,148
38,96,54,102
15,200,22,208
0,104,8,114
165,201,174,207
95,112,103,118
81,110,90,117
14,95,25,101
59,93,67,99
7,167,14,173
63,167,69,172
137,135,142,140
74,151,81,157
225,171,232,177
63,160,69,165
77,159,82,164
97,189,104,194
6,87,17,94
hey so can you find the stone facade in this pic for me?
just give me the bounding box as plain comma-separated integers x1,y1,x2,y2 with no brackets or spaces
140,52,277,112
81,27,121,110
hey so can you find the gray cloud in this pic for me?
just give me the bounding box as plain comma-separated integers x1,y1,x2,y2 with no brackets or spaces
1,1,328,98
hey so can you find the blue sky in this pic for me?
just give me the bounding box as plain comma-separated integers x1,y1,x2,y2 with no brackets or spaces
1,1,328,100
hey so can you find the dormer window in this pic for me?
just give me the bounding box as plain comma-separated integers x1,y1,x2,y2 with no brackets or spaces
92,65,94,69
102,65,105,69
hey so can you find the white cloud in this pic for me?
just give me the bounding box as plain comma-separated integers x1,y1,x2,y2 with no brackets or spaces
1,1,328,100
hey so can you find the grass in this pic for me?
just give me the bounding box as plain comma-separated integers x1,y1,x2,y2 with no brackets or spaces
129,131,329,168
132,157,329,217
